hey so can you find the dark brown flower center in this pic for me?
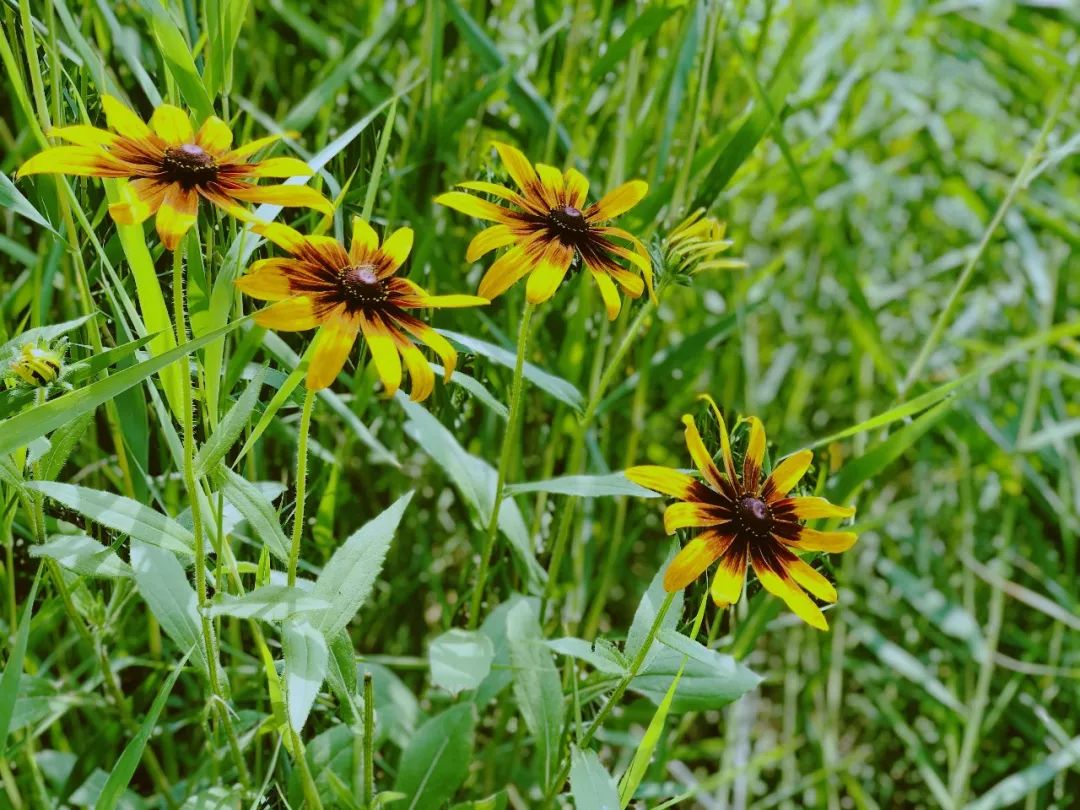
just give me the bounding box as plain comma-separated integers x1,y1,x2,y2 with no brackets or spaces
339,264,387,307
161,143,219,187
736,496,773,538
547,205,591,246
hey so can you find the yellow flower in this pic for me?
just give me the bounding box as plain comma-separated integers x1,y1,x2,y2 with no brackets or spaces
626,397,857,630
236,218,488,395
663,209,747,276
17,95,332,250
435,142,652,319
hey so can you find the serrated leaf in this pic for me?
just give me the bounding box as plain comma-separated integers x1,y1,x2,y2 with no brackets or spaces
570,746,621,810
393,704,477,810
217,467,291,562
282,619,329,732
29,534,131,579
208,585,330,622
195,365,267,475
506,600,562,787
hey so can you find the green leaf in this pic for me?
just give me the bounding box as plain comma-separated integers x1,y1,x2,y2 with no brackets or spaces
399,396,546,591
439,329,585,412
0,569,41,753
194,365,267,476
282,618,329,732
207,585,330,622
312,492,414,637
965,736,1080,810
505,473,658,499
506,600,563,788
625,552,683,668
570,746,621,810
144,5,214,121
429,629,495,696
96,648,191,810
393,704,477,810
24,481,194,558
589,3,685,81
38,412,92,482
216,467,291,563
0,317,246,457
0,314,96,360
545,637,626,676
29,534,132,579
0,172,58,234
851,620,964,713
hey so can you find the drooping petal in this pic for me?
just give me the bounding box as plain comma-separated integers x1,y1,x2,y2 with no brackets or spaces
378,227,414,274
698,394,738,485
17,146,126,178
252,221,308,254
663,532,731,592
563,168,589,208
234,258,297,301
763,449,813,501
681,414,728,493
710,544,748,606
752,553,828,630
588,179,647,221
785,528,858,553
241,157,314,178
590,269,622,320
782,497,856,521
108,178,168,225
436,191,511,223
307,309,360,391
466,224,517,263
783,554,838,603
350,216,378,262
606,264,645,297
743,416,766,485
393,333,436,402
196,116,233,152
253,296,320,331
493,142,539,192
525,243,574,304
663,502,722,534
155,184,198,251
101,95,151,139
477,242,540,300
359,313,402,397
149,104,194,144
625,465,700,500
48,125,117,148
397,315,457,379
229,182,333,214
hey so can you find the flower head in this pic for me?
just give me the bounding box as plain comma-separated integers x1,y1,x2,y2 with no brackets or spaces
236,217,487,395
17,95,333,250
626,397,857,630
6,339,66,388
661,209,747,281
436,143,652,319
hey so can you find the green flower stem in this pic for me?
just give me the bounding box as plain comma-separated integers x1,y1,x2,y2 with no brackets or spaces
363,671,376,806
288,385,318,587
469,301,536,630
542,298,657,611
544,589,677,803
173,244,250,789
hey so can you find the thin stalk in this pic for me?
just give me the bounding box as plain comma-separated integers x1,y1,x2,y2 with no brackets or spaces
543,589,677,803
172,244,250,788
468,301,536,630
290,726,325,810
288,386,317,587
363,671,375,807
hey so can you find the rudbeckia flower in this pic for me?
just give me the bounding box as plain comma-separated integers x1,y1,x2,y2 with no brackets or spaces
435,142,652,319
626,398,857,630
17,95,332,250
236,218,488,395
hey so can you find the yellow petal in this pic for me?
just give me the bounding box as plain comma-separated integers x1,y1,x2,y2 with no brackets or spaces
379,227,414,273
196,116,233,152
108,179,167,225
784,497,856,521
698,394,738,484
235,258,297,301
419,294,489,309
149,104,194,144
663,502,721,535
48,125,117,147
477,242,538,300
786,528,858,553
493,141,539,191
360,314,402,397
435,191,509,222
743,416,766,484
307,310,359,391
589,268,622,320
155,185,198,251
534,163,564,201
350,216,378,261
241,157,314,178
680,414,728,493
663,532,731,592
710,546,747,606
230,183,333,214
457,180,530,208
607,264,645,297
398,317,457,379
254,296,319,331
252,221,308,254
395,336,436,402
229,132,296,159
752,556,828,631
765,450,813,500
784,555,837,603
563,168,589,208
525,243,574,304
625,465,699,499
17,146,123,178
101,95,151,139
589,179,647,220
466,224,517,263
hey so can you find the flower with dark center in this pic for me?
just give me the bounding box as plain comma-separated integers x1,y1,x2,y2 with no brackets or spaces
626,396,858,630
17,95,332,250
435,142,652,319
236,218,488,394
